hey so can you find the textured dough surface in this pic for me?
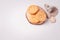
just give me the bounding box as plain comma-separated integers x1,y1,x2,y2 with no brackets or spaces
27,5,39,15
26,5,47,24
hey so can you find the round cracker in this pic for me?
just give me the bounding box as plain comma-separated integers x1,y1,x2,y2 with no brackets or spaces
27,5,39,15
26,5,47,25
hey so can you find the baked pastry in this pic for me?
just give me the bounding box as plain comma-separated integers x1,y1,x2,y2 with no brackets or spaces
26,5,47,25
27,5,39,15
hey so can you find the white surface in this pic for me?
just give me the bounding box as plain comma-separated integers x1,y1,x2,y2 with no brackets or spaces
0,0,60,40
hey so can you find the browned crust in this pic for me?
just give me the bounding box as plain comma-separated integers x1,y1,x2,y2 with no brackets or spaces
26,5,48,25
26,12,47,25
26,14,47,25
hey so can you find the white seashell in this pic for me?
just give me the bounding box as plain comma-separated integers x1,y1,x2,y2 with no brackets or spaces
44,4,58,17
49,17,56,23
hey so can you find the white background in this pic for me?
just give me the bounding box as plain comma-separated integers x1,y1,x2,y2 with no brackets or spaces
0,0,60,40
